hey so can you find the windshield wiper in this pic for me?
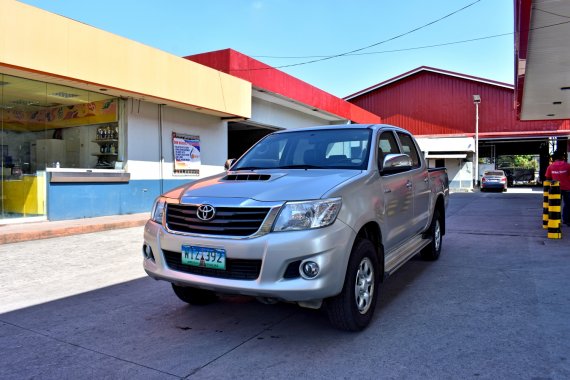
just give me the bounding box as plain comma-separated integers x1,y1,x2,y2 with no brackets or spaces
276,165,327,169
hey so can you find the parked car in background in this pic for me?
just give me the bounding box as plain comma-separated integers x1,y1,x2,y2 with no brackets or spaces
481,170,508,192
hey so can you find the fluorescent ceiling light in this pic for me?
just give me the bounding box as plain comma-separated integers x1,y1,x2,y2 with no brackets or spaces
50,92,79,98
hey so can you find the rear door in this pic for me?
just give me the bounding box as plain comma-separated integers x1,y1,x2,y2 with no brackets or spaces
397,131,431,234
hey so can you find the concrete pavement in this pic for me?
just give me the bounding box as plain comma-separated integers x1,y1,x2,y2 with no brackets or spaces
0,188,569,379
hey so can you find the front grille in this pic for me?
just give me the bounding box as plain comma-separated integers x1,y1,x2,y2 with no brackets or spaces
166,204,270,236
163,250,261,280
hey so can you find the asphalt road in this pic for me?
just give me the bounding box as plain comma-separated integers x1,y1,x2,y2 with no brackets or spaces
1,189,569,379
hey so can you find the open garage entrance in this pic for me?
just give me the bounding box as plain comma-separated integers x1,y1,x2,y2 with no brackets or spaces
227,121,280,160
479,137,568,185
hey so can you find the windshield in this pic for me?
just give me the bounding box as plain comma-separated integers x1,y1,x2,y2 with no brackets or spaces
233,128,372,170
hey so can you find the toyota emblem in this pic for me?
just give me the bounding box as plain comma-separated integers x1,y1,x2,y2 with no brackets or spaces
196,204,216,221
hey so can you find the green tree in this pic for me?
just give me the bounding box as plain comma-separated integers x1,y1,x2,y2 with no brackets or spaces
497,155,538,169
513,155,538,169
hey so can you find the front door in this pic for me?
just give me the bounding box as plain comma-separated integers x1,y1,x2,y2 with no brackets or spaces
376,131,414,253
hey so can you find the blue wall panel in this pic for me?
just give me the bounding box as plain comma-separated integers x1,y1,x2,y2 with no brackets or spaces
47,179,192,221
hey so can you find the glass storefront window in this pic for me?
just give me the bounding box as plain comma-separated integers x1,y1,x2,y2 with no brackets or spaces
1,73,120,221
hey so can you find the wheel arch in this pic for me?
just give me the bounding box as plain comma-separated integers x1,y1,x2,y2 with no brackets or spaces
434,194,446,236
355,221,384,281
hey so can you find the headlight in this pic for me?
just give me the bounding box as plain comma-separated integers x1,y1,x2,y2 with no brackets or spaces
272,198,342,232
151,197,167,223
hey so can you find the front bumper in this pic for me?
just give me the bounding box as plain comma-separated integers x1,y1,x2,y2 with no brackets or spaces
143,219,356,302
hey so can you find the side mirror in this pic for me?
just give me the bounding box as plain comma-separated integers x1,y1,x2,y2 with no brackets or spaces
224,158,236,171
381,154,412,174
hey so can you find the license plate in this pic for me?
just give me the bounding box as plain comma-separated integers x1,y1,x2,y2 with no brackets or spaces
181,245,226,270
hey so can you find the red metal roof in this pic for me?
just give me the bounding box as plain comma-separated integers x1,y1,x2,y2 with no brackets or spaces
185,49,381,124
345,66,513,100
346,67,570,137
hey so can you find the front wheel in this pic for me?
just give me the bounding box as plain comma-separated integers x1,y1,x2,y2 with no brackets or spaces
325,239,380,331
171,284,218,305
421,210,443,261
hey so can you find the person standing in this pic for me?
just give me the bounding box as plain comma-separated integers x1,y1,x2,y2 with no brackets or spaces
545,150,570,226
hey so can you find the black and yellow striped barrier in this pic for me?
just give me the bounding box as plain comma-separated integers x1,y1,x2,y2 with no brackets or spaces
548,180,562,239
543,180,551,229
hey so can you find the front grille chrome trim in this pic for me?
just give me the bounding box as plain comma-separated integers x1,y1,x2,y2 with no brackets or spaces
164,202,282,240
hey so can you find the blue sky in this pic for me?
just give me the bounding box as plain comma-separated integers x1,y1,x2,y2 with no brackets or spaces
19,0,514,98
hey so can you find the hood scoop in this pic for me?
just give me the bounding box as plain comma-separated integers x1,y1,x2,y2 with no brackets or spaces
223,173,272,181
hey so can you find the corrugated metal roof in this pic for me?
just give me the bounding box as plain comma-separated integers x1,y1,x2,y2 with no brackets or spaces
347,69,570,136
345,66,513,101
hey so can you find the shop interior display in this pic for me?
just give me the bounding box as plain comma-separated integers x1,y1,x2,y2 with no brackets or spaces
93,124,119,169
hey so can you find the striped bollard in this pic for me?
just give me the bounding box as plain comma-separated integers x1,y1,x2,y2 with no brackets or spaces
543,180,551,229
548,180,562,239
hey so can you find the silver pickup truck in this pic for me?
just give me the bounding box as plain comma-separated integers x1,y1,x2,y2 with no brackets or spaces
143,124,448,331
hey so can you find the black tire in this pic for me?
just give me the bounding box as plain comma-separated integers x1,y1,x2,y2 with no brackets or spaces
421,210,443,261
171,284,218,305
325,239,380,332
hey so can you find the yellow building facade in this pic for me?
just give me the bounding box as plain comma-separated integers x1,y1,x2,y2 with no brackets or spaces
0,0,251,222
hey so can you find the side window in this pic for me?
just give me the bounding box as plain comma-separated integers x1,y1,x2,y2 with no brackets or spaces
378,131,399,169
397,132,421,169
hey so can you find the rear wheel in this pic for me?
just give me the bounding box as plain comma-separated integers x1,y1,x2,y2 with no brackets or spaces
325,239,380,331
421,210,443,261
171,284,218,305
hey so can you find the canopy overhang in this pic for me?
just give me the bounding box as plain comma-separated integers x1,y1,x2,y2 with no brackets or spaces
0,0,251,119
515,0,570,121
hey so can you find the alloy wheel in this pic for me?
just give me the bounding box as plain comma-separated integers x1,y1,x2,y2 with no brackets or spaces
354,257,375,314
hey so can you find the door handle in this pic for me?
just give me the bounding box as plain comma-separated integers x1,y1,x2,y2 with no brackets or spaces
406,181,413,189
423,177,429,183
384,188,392,193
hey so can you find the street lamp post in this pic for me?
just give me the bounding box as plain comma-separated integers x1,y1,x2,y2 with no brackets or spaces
473,95,481,188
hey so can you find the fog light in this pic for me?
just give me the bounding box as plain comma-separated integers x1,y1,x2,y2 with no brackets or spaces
143,244,155,261
301,261,319,279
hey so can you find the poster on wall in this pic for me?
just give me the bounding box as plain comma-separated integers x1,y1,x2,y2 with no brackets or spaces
172,132,200,176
